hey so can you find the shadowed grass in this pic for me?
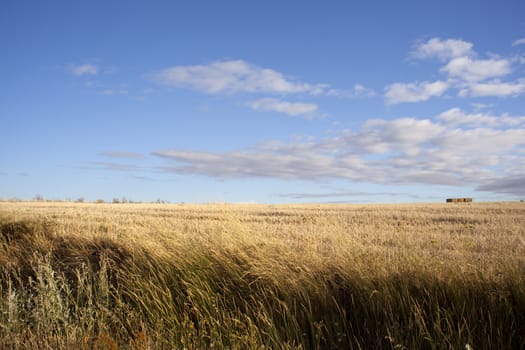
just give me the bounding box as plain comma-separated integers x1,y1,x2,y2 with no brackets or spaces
0,202,524,349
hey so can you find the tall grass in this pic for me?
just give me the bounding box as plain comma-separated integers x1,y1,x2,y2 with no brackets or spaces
0,202,524,349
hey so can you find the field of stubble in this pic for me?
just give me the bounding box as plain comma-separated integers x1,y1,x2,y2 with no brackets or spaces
0,201,524,349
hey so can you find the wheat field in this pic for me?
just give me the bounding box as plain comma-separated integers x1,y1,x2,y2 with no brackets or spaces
0,201,524,349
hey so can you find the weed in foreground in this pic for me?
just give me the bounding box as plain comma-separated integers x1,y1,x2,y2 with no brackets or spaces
0,202,524,349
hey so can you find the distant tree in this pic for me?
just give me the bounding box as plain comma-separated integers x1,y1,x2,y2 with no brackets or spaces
121,197,128,204
76,197,85,203
95,199,105,204
113,198,120,204
34,194,44,202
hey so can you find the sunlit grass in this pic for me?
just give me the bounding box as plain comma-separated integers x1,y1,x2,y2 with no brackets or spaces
1,201,524,349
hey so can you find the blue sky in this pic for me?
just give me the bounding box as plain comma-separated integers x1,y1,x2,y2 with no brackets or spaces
2,0,525,203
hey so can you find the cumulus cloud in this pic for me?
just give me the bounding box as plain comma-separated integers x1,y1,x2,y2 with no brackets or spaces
441,56,511,82
438,108,498,127
68,64,98,76
388,37,524,102
411,38,474,61
153,59,329,95
360,118,445,155
247,98,319,118
384,80,448,104
152,108,525,196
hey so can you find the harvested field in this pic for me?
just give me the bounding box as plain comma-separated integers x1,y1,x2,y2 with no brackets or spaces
0,201,524,349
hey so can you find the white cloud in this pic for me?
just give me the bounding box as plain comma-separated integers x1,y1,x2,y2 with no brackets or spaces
100,89,128,96
436,127,525,157
471,102,493,110
466,79,525,97
247,98,319,117
441,56,511,82
100,89,129,96
68,64,98,76
512,38,525,47
327,84,376,98
361,118,444,154
438,108,497,127
389,37,525,101
353,84,375,95
438,108,525,131
80,161,144,172
384,80,448,104
153,59,329,95
154,149,341,180
349,84,376,97
412,38,474,61
152,107,525,196
98,151,146,159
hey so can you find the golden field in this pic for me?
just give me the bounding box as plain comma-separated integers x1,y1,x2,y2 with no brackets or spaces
0,201,524,349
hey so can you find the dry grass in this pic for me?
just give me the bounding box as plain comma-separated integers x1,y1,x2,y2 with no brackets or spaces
0,201,524,349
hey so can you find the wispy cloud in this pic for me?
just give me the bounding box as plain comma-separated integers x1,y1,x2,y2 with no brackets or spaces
277,191,403,199
471,102,493,110
385,80,448,104
152,60,374,117
130,175,156,182
247,98,319,118
68,64,98,76
327,84,376,98
437,107,525,127
100,89,129,96
79,161,144,172
152,107,525,196
153,59,341,96
387,37,524,103
462,79,525,97
512,38,525,47
350,84,376,97
98,151,146,159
